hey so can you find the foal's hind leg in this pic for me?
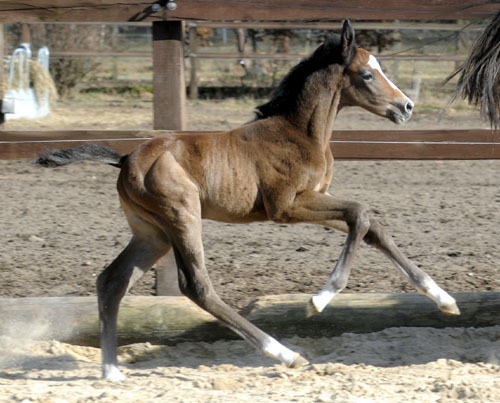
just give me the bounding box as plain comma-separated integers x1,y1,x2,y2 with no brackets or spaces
165,204,308,368
97,212,170,380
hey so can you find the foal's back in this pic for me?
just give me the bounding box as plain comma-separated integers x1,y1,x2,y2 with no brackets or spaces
121,114,327,224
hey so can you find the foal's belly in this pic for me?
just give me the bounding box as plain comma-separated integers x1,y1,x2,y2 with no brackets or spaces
200,192,268,224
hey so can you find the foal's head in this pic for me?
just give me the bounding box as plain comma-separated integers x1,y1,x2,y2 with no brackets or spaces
338,21,414,124
254,20,413,125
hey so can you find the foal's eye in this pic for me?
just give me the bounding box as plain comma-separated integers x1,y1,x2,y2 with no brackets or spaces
361,72,374,81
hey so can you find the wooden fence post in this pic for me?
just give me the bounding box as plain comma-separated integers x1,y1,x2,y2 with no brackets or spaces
0,24,4,125
20,23,31,44
152,20,186,296
188,25,198,99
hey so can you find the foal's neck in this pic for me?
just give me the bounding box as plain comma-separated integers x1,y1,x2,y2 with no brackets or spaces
288,65,343,148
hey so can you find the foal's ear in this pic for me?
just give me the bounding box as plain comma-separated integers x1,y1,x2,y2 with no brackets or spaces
340,19,355,65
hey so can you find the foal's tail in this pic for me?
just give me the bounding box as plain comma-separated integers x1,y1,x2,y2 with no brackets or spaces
35,144,126,169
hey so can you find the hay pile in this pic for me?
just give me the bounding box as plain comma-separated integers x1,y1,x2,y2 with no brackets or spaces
7,57,58,108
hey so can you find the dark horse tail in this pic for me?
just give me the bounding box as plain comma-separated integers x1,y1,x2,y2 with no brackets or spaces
35,144,126,169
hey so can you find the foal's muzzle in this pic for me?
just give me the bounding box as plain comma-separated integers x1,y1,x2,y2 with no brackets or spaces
388,98,414,124
404,99,414,114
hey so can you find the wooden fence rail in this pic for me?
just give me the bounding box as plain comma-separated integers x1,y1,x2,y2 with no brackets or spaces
1,129,498,160
0,0,497,22
188,53,467,62
46,51,467,62
190,21,484,31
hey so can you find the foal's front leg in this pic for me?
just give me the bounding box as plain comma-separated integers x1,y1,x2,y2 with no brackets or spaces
363,218,460,315
306,206,459,316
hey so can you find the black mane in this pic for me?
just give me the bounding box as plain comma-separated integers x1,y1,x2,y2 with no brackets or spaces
254,34,346,120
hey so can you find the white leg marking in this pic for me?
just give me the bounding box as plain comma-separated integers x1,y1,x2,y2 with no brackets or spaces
423,280,459,314
389,257,459,315
309,287,337,314
263,337,298,366
103,364,126,381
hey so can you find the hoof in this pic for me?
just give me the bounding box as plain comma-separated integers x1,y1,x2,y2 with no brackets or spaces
439,301,460,316
287,353,309,369
306,298,321,318
102,365,126,382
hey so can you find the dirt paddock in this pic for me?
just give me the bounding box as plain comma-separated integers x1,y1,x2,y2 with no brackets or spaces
1,102,499,401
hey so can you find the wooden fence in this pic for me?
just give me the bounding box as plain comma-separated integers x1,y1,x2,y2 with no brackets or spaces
2,129,499,160
42,20,473,102
0,1,499,295
0,1,497,21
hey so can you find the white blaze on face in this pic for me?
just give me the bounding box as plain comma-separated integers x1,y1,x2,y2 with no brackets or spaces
367,54,405,96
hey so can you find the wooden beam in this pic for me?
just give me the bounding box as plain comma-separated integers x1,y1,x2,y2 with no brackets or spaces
189,52,467,62
50,50,152,58
0,139,146,159
0,23,4,126
45,51,466,63
1,292,500,347
2,129,497,142
0,130,146,141
191,21,484,31
0,130,148,159
2,129,498,160
20,22,30,43
23,20,484,31
155,251,182,297
152,21,186,131
152,21,186,297
188,25,198,100
331,129,500,160
0,1,497,22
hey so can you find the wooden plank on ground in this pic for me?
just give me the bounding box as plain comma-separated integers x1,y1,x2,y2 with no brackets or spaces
1,129,498,160
1,292,499,347
0,0,496,22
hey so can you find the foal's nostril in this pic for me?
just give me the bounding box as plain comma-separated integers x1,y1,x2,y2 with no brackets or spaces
405,100,414,113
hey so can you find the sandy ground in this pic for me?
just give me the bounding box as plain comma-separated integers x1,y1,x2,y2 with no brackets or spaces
2,326,500,403
1,100,499,401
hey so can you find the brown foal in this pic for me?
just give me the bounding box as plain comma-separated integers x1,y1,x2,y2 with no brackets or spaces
37,20,459,381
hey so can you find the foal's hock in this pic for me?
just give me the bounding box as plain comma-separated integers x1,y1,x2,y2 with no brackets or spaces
37,20,459,381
